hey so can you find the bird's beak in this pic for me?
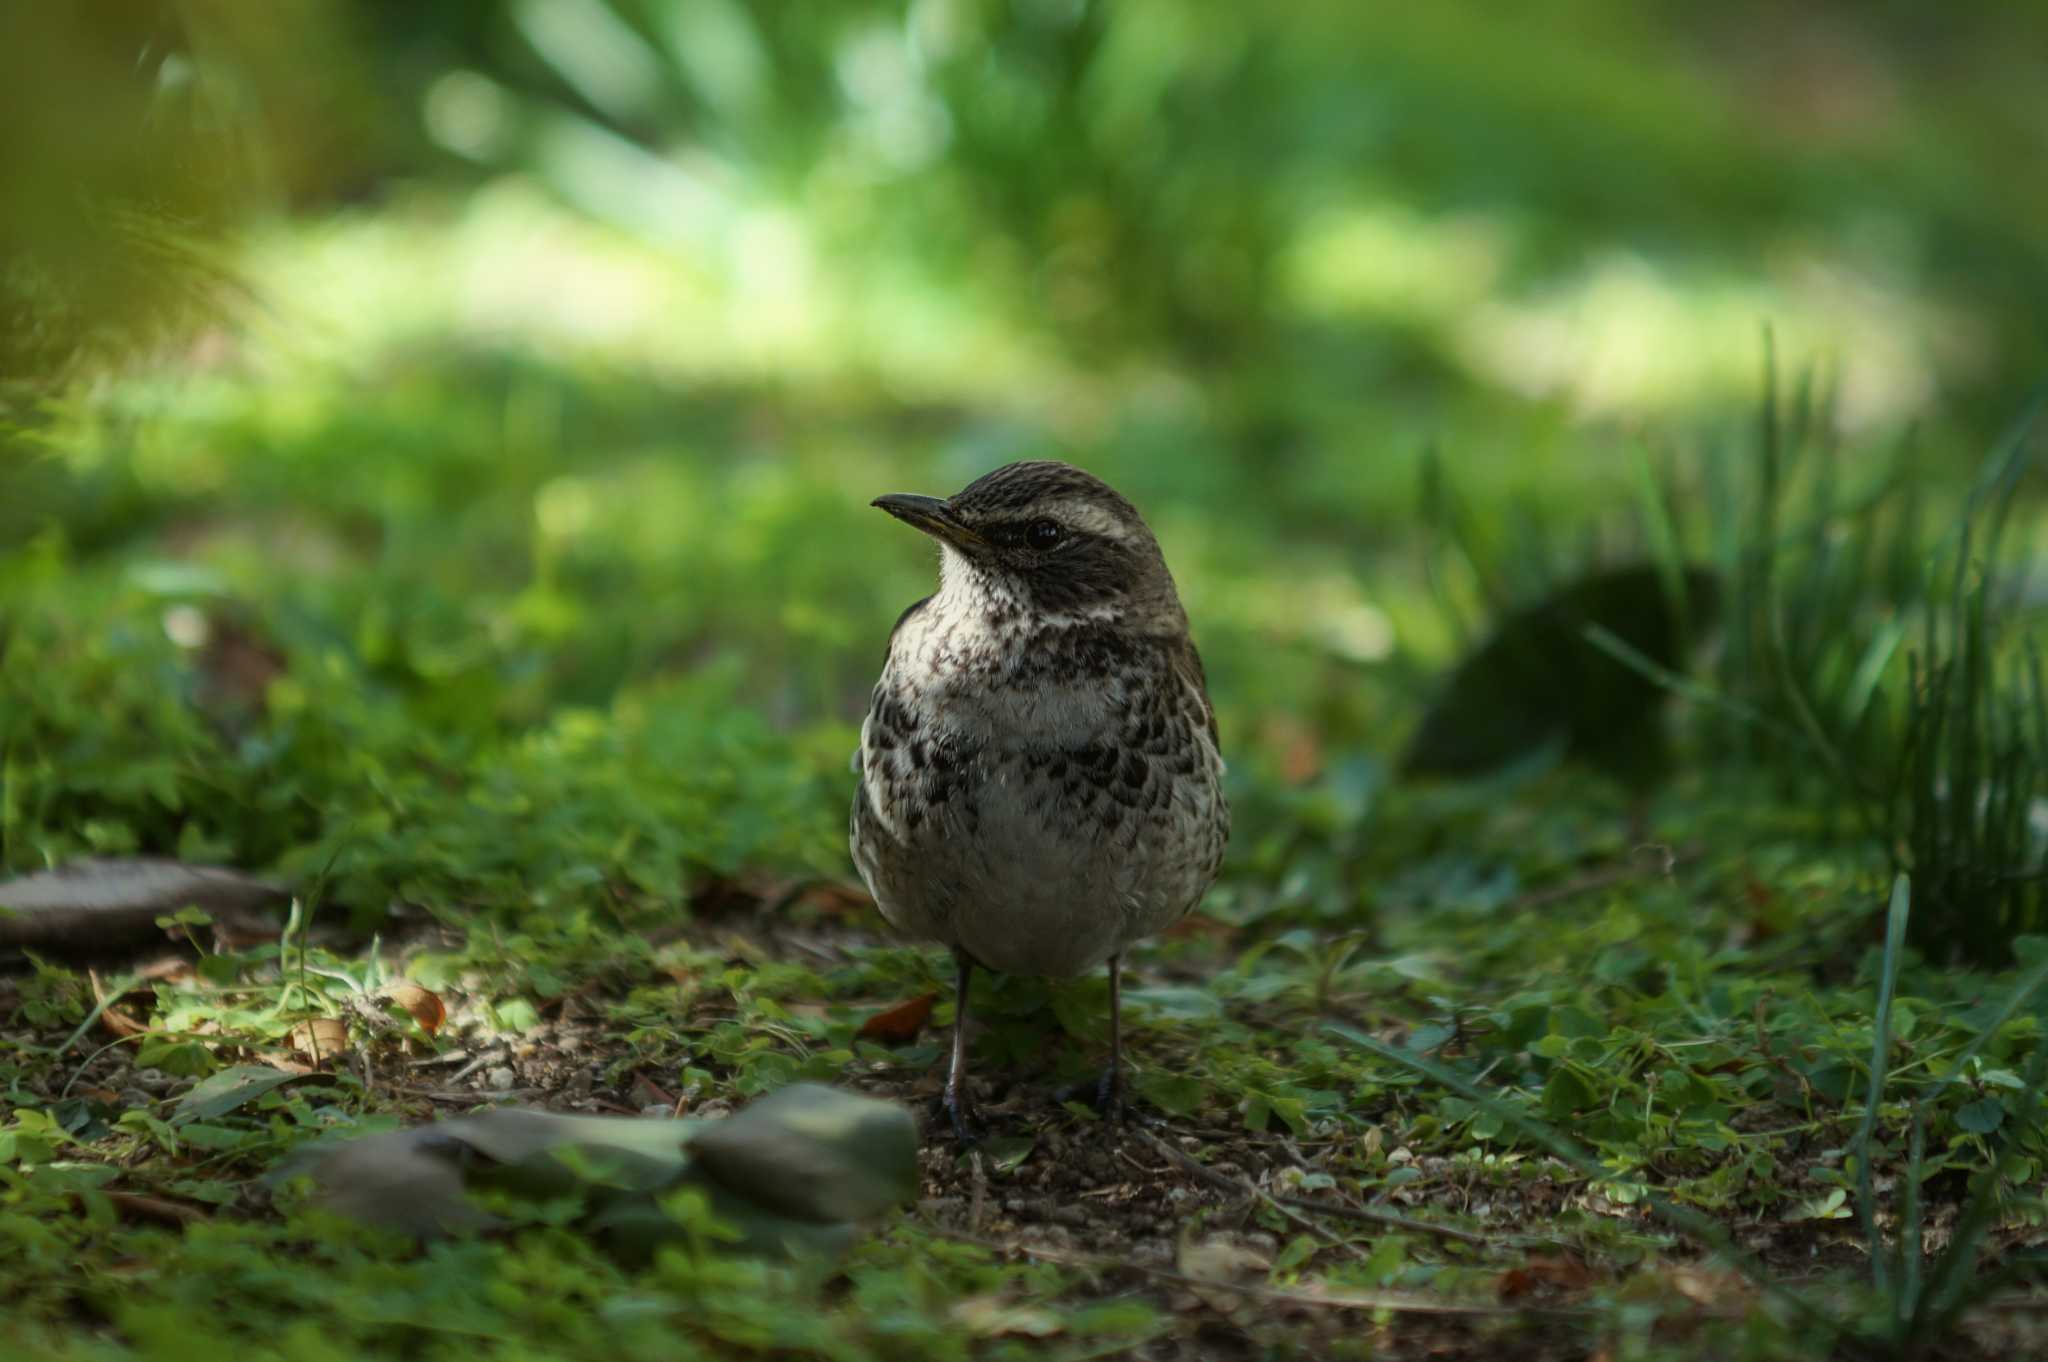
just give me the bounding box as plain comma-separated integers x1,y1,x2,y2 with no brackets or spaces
872,493,985,551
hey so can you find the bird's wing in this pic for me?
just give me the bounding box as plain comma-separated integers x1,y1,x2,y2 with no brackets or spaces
1174,638,1220,750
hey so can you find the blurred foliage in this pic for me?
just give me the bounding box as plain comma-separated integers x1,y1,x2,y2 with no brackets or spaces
0,2,383,387
343,0,2048,428
8,0,2048,433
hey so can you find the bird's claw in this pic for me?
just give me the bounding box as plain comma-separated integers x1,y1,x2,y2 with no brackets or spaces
942,1090,981,1147
1095,1067,1126,1124
1054,1067,1127,1123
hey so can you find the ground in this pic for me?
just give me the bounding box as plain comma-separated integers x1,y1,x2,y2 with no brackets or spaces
4,785,2043,1359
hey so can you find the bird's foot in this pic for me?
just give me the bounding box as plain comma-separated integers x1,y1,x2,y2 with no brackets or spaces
1096,1066,1127,1124
941,1088,982,1147
1055,1067,1128,1124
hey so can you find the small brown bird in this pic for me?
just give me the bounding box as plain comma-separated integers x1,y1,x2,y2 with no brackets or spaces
850,461,1228,1141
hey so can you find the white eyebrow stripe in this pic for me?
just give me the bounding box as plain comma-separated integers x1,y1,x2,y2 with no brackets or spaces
1056,499,1131,540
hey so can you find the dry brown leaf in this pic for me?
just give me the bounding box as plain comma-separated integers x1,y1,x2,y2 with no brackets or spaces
1497,1254,1594,1300
1176,1235,1273,1315
629,1073,678,1110
1664,1265,1753,1309
290,1017,350,1064
194,615,286,712
857,993,936,1045
88,970,155,1038
795,882,873,915
103,1190,206,1228
250,1052,319,1076
1163,912,1237,944
134,955,198,983
950,1294,1065,1339
381,981,447,1034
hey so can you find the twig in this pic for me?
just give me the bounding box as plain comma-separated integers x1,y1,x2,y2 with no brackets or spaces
1135,1127,1531,1251
921,1225,1581,1320
1509,843,1702,912
385,1084,550,1103
1136,1128,1367,1262
1269,1193,1529,1249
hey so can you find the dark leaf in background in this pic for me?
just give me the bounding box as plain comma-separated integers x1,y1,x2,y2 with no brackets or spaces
1401,564,1719,792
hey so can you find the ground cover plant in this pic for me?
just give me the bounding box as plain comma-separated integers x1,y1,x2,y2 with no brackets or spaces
6,4,2048,1360
5,303,2045,1358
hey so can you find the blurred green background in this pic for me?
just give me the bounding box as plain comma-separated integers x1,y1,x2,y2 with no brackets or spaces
3,0,2044,906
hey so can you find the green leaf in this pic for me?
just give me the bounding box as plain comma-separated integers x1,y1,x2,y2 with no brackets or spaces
1954,1098,2006,1135
176,1122,255,1151
978,1135,1034,1175
173,1065,300,1125
1134,1072,1206,1116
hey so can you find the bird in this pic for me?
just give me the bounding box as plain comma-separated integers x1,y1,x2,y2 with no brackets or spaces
850,460,1229,1143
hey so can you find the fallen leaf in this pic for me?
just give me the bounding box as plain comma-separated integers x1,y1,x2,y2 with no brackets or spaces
1162,913,1237,944
289,1017,349,1064
88,970,154,1038
1179,1234,1272,1281
1177,1235,1272,1314
103,1190,205,1228
629,1073,678,1109
1664,1266,1752,1310
857,993,936,1045
194,614,286,712
796,882,873,915
1498,1253,1593,1300
950,1295,1065,1339
134,955,198,983
381,981,446,1034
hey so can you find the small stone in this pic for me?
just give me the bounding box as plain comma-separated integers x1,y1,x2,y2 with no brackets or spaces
487,1066,516,1090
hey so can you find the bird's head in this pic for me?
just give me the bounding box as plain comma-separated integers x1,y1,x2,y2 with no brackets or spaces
873,460,1185,629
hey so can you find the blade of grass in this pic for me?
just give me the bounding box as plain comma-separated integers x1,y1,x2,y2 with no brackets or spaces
1582,622,1810,750
1898,1103,1926,1334
1854,874,1912,1302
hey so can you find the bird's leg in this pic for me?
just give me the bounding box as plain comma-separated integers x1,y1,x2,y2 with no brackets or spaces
1095,953,1125,1122
944,949,980,1145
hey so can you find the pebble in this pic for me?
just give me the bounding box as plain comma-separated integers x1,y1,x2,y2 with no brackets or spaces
487,1066,516,1090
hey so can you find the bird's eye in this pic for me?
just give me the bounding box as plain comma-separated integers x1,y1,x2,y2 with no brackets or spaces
1024,519,1064,550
